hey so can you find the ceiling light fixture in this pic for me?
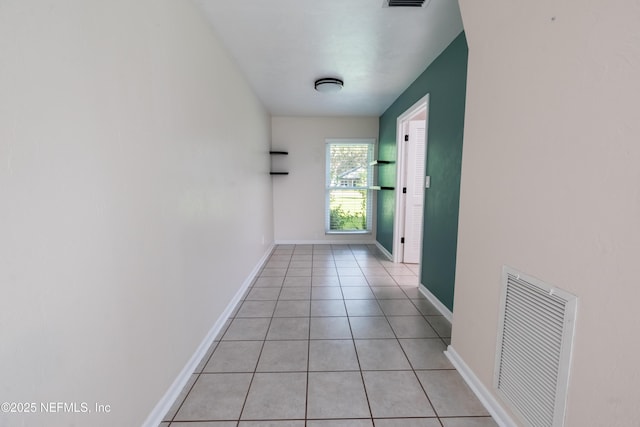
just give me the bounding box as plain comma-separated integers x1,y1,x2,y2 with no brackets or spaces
314,78,344,93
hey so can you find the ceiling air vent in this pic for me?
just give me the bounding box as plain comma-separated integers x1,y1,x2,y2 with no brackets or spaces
387,0,426,6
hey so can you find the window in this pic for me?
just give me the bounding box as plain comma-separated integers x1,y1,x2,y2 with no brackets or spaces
326,139,374,233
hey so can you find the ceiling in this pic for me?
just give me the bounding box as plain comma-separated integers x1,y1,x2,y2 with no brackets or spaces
194,0,463,117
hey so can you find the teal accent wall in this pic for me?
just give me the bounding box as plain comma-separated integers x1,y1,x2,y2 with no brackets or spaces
376,32,468,311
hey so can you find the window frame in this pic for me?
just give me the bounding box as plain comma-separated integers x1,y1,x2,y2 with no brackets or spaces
325,138,375,234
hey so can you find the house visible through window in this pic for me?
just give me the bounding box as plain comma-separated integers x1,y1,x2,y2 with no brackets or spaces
326,139,374,233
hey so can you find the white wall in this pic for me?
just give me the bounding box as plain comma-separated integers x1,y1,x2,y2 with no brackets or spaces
455,1,640,426
271,116,379,243
0,1,273,426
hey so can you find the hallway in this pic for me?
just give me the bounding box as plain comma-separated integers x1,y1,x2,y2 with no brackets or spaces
160,244,496,427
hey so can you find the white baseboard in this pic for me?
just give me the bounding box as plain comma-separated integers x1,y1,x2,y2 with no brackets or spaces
142,244,275,427
445,346,516,427
418,284,453,322
275,239,376,245
375,241,393,261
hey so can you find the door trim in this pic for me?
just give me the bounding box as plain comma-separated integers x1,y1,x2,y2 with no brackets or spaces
392,94,429,263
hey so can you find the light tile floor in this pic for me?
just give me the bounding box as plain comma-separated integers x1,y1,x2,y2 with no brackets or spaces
161,244,497,427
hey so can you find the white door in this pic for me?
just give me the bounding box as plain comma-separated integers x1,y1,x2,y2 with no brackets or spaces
402,120,426,264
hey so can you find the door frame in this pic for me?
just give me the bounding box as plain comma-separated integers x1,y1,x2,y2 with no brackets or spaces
392,94,429,263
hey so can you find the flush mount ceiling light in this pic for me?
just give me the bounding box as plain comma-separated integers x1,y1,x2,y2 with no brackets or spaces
314,78,344,93
385,0,428,6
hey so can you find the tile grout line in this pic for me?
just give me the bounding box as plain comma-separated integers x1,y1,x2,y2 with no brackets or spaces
371,279,442,423
342,245,376,426
366,247,452,424
304,244,312,427
164,242,276,424
353,244,446,424
235,246,290,424
168,244,473,427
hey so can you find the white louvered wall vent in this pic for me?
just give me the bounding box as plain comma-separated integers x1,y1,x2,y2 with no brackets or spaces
494,266,577,427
